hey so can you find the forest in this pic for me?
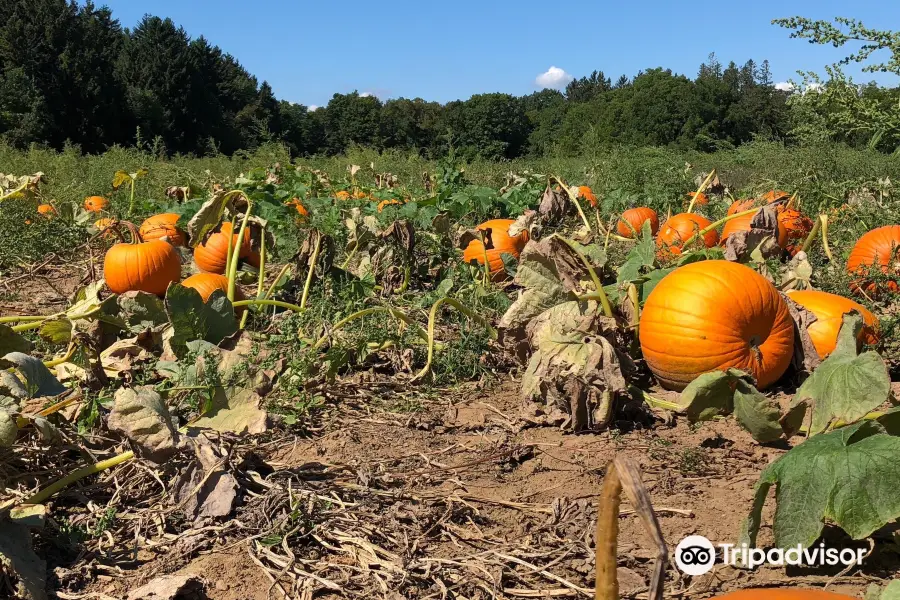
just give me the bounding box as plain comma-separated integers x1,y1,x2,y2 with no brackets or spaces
1,0,898,161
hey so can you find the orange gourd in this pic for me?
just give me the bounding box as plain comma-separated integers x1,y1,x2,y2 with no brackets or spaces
639,260,794,390
617,207,659,238
656,213,719,256
377,199,402,212
139,213,186,246
181,273,245,303
786,289,879,358
578,185,598,208
727,198,756,216
335,190,351,201
715,590,855,600
720,209,789,248
778,209,814,256
686,191,709,206
104,225,181,296
352,190,368,200
762,189,790,203
846,225,900,295
462,219,529,281
84,196,109,212
37,204,55,216
194,222,252,274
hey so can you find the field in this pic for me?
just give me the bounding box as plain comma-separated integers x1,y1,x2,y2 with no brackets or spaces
2,140,900,600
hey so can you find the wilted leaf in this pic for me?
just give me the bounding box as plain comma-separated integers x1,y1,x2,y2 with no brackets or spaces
165,286,238,358
781,251,813,291
186,190,234,248
0,520,46,600
732,379,784,443
100,331,158,379
0,411,17,447
174,432,238,521
118,292,167,333
107,386,180,463
0,324,32,355
190,386,267,434
789,313,890,436
783,294,821,373
538,184,570,223
31,417,61,445
740,421,900,550
0,352,66,398
724,207,782,263
508,209,540,240
112,170,131,190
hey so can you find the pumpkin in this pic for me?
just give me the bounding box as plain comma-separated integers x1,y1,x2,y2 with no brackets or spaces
846,225,900,294
84,196,108,212
720,209,788,248
617,207,659,238
181,273,245,303
37,203,55,216
462,219,529,280
778,209,814,256
727,198,756,216
139,213,186,246
377,199,402,212
786,289,879,358
335,190,351,201
639,260,794,391
686,191,709,206
104,229,181,296
194,222,252,274
93,217,118,239
578,186,598,208
352,190,368,200
762,189,790,203
715,590,856,600
656,213,719,256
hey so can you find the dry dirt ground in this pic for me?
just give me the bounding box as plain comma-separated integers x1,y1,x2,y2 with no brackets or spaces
62,377,898,600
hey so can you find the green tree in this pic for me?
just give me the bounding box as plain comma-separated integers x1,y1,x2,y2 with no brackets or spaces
438,93,530,160
322,92,383,154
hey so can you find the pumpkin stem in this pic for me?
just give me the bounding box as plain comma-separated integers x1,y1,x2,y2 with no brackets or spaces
785,191,799,211
559,236,614,318
17,450,135,508
478,229,493,287
299,232,323,311
686,169,716,214
412,297,498,382
799,215,822,253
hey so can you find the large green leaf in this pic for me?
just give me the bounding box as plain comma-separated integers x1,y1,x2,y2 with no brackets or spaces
164,286,238,358
790,313,890,436
118,292,168,333
740,421,900,549
0,352,66,398
616,221,655,285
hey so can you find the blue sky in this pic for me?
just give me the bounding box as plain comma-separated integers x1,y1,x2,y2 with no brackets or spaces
97,0,898,108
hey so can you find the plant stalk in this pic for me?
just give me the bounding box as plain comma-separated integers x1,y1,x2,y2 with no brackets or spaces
24,450,134,506
559,236,613,318
686,169,716,214
800,215,822,253
299,233,322,311
413,297,498,382
227,204,253,301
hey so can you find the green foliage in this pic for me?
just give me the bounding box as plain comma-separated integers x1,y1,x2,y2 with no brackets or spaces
774,16,900,75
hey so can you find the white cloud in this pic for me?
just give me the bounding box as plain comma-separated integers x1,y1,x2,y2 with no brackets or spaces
774,81,794,92
360,92,373,97
535,66,574,89
308,105,320,111
805,82,824,93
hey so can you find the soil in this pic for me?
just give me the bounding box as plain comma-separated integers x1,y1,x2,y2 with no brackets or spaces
72,378,894,600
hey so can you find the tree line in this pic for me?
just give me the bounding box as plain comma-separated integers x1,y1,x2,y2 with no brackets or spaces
1,1,897,159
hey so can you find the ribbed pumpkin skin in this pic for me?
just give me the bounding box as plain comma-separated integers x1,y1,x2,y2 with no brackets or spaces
656,213,719,256
104,241,181,296
846,225,900,294
721,210,788,248
639,260,795,391
139,213,186,246
728,199,756,216
194,222,252,274
617,208,659,238
715,590,855,600
84,196,108,212
787,289,879,358
181,273,245,303
462,219,529,280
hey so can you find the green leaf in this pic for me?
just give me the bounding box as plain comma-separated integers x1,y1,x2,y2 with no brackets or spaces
732,379,784,443
0,324,32,355
616,220,655,286
190,386,267,435
865,580,900,600
38,319,73,344
118,292,167,333
186,190,234,248
164,286,238,358
112,170,131,190
0,411,17,447
791,313,890,436
0,352,66,398
740,421,900,550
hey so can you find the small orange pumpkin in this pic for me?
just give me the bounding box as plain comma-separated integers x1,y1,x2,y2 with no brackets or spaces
288,198,309,218
335,190,351,201
104,225,181,296
352,190,368,200
720,209,789,248
617,208,659,238
778,209,814,256
846,225,900,295
762,189,790,203
462,219,529,281
786,289,879,359
639,260,794,391
181,273,245,303
656,213,719,256
578,186,598,208
715,590,856,600
377,199,402,212
194,222,252,274
686,191,709,206
727,198,756,216
84,196,109,212
37,203,55,216
139,213,186,246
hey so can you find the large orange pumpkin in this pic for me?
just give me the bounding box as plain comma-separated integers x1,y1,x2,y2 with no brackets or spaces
139,213,186,246
617,208,659,238
727,198,756,216
578,186,598,208
462,219,529,281
84,196,109,212
181,273,245,303
786,289,879,358
715,590,855,600
656,213,719,256
846,225,900,295
104,238,181,296
720,209,789,248
194,222,252,274
778,209,814,256
639,260,794,391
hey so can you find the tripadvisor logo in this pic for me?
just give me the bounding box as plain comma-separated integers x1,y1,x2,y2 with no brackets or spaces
675,535,866,575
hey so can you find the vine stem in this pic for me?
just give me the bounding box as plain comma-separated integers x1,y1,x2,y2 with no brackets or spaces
299,234,323,311
638,388,683,412
785,191,799,211
263,264,291,300
312,306,429,350
820,214,834,261
800,214,822,253
686,169,716,214
127,177,136,217
558,236,613,318
0,315,45,324
11,308,101,332
227,201,253,301
23,450,134,506
240,226,266,329
413,297,497,382
232,299,304,313
553,175,593,233
627,283,640,338
479,230,492,287
676,206,760,250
